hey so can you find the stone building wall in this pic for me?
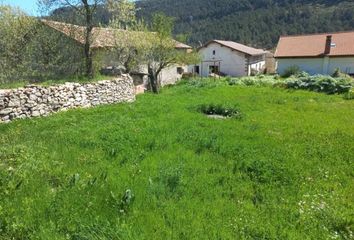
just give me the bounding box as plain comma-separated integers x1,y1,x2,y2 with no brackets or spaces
0,75,135,123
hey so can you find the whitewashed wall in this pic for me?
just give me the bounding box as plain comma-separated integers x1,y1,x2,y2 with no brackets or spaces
328,57,354,75
159,65,188,86
197,43,247,77
277,57,354,75
249,55,266,74
277,58,324,75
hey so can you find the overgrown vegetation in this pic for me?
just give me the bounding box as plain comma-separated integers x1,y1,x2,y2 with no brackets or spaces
225,73,353,96
0,80,353,239
198,103,242,118
343,89,354,100
227,75,281,87
0,6,85,84
285,73,353,94
281,65,301,78
0,3,198,94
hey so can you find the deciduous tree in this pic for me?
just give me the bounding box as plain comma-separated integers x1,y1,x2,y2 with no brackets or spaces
38,0,105,78
107,0,136,30
141,13,200,93
0,6,37,82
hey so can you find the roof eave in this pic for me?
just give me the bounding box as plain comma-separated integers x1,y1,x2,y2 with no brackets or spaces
199,40,266,56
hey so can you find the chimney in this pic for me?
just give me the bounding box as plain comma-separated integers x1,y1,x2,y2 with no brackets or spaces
324,35,332,55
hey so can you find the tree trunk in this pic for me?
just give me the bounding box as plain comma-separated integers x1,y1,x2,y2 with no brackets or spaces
83,0,93,79
148,64,159,94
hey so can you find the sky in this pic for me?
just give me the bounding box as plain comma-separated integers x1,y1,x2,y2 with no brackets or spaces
0,0,137,16
1,0,39,16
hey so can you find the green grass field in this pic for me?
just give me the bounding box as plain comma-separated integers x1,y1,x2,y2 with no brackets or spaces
0,80,353,239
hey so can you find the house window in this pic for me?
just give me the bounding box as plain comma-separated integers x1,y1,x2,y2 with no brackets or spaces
213,50,216,55
177,67,184,75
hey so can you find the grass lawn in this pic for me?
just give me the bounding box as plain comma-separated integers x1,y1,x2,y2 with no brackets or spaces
0,80,353,239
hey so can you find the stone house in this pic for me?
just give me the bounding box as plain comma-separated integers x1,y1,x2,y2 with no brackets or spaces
275,31,354,76
193,40,267,77
41,20,192,87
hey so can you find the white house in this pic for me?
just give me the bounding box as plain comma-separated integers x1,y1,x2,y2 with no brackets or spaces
193,40,267,77
275,31,354,76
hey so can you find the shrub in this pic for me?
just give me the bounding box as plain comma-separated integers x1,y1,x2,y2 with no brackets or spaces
182,72,198,79
332,68,341,78
227,75,281,87
296,71,310,78
282,65,301,78
198,103,242,118
179,77,228,89
343,88,354,100
250,68,259,76
285,75,353,94
331,68,350,78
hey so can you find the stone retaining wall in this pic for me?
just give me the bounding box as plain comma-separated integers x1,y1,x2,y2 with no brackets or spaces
0,75,135,123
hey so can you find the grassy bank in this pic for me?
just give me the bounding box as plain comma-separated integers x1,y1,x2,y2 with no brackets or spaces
0,80,353,239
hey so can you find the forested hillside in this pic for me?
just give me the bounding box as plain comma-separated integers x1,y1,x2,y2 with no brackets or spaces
136,0,354,49
50,0,354,49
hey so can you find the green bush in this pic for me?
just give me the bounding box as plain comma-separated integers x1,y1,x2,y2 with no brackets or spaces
180,75,352,96
182,72,198,79
332,68,351,79
177,77,228,89
296,71,310,78
281,65,301,78
285,75,353,94
227,75,281,87
343,88,354,100
198,103,242,118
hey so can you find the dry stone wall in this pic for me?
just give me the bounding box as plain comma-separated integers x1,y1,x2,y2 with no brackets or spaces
0,75,135,123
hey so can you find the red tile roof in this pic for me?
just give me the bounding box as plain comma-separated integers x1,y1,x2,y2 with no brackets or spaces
41,20,192,49
275,31,354,58
201,40,267,56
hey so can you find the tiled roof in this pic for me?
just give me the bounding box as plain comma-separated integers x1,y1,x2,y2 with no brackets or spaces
275,31,354,58
201,40,267,56
41,20,192,49
174,40,193,49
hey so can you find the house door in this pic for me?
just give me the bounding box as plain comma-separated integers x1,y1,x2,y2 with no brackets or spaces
209,65,219,74
194,65,200,74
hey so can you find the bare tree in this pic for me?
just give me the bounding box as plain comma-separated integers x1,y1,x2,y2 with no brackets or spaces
38,0,104,78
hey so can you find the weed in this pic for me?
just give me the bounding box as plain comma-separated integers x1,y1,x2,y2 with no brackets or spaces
0,79,353,239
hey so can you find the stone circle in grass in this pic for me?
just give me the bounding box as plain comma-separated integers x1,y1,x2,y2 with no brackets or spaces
198,103,242,119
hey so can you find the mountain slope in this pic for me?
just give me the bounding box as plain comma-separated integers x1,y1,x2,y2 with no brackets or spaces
136,0,354,49
50,0,354,49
